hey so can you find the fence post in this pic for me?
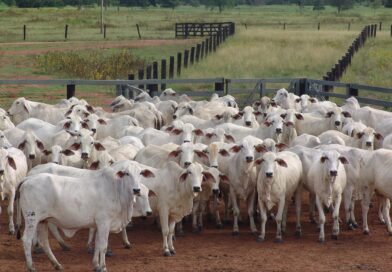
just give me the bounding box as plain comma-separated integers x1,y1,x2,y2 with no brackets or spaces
161,59,166,91
318,22,320,30
259,82,264,98
201,41,205,59
283,23,286,30
379,21,382,31
103,24,107,39
391,25,392,37
146,65,152,95
298,78,307,96
136,24,141,39
65,25,68,40
213,35,217,52
205,38,209,56
346,84,358,98
23,25,26,41
214,78,224,93
374,24,377,37
185,23,189,38
177,52,182,76
184,50,189,68
190,47,195,65
138,68,144,90
169,56,174,79
152,61,158,96
196,44,201,62
348,22,351,31
66,84,75,99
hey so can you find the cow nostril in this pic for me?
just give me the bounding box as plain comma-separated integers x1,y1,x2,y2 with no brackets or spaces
266,172,273,178
183,140,190,143
173,115,177,119
276,128,282,134
184,162,191,167
245,156,253,162
193,186,201,192
330,170,338,176
29,154,35,160
0,170,4,175
366,142,372,146
81,153,88,159
92,128,97,133
133,189,141,195
53,162,59,164
212,189,220,195
245,121,252,126
212,165,218,169
335,121,341,126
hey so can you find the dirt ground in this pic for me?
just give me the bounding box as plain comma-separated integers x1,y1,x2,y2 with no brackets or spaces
1,196,392,272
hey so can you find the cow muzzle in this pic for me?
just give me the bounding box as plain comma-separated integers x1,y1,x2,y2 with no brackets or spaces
212,189,219,196
330,170,338,177
266,172,273,178
184,162,192,168
0,170,4,176
29,154,36,160
91,128,97,134
335,121,341,126
366,142,372,147
81,153,88,160
275,128,282,134
245,156,253,163
193,186,201,193
133,188,141,195
245,121,252,127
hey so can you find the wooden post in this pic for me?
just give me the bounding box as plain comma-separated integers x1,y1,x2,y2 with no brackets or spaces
374,24,377,37
161,59,167,91
201,41,205,59
138,68,144,89
348,22,351,31
169,56,174,79
103,24,107,39
184,50,189,68
126,74,135,99
283,23,286,30
215,78,224,92
23,25,26,41
65,25,68,40
177,52,182,76
151,61,158,96
391,25,392,37
136,24,141,39
379,21,382,31
318,22,320,30
190,47,195,65
298,78,307,96
185,23,189,38
346,84,358,97
196,44,201,62
209,37,213,53
66,84,75,99
205,38,209,56
128,74,135,80
146,65,152,95
212,36,216,52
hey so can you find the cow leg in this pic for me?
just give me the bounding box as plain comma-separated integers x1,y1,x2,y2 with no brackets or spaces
199,200,206,231
213,195,223,228
94,224,110,272
22,211,38,272
378,196,386,224
159,210,171,256
192,200,200,233
282,200,289,234
257,199,267,242
7,188,15,235
247,190,257,234
275,197,285,243
121,228,131,249
332,193,342,239
87,228,96,254
362,188,372,235
381,197,392,235
168,220,176,255
48,223,70,251
37,223,62,271
229,188,240,235
175,221,184,237
350,199,358,228
343,187,353,229
316,195,326,243
295,187,302,237
309,192,317,224
223,193,230,224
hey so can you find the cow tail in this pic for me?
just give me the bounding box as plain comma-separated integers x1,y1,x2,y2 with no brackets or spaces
15,180,25,240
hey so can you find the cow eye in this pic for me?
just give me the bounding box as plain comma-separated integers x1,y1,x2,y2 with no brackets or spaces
3,117,5,119
90,142,94,145
0,135,4,138
16,102,19,104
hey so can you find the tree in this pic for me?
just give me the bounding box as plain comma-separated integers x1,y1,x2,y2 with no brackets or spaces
384,0,392,7
159,0,180,8
313,0,325,10
369,0,382,14
201,0,235,13
330,0,354,13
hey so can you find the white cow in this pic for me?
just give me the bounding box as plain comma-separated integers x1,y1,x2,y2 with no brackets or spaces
0,112,15,130
272,88,300,110
319,128,383,150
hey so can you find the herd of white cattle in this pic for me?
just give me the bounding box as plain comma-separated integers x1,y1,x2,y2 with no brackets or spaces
1,87,392,271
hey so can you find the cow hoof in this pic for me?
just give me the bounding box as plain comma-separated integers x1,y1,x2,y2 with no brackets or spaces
87,247,94,254
232,231,239,236
33,246,44,254
28,268,36,272
352,222,358,228
170,250,176,255
318,238,325,243
126,223,133,230
8,230,15,235
257,236,265,243
123,242,131,249
331,234,338,240
274,237,283,243
105,248,114,257
163,251,172,257
295,230,302,238
363,230,370,235
54,264,64,271
347,223,355,230
216,223,223,229
60,243,71,251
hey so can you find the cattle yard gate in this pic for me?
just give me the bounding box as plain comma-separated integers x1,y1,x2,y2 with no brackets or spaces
1,77,392,109
175,22,235,38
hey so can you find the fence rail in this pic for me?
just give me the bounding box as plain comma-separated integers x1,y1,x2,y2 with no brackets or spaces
175,22,235,38
1,77,392,108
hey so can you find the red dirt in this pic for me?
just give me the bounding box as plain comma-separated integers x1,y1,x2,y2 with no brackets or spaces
0,39,196,56
1,196,392,272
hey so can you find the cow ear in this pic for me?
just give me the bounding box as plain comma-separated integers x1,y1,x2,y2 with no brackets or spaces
62,149,75,156
193,129,204,136
215,114,223,120
165,126,174,132
94,143,105,151
275,158,288,168
275,143,288,151
374,133,384,140
320,156,328,163
23,104,29,113
179,172,188,182
342,111,352,118
83,112,90,118
224,134,235,143
195,150,209,160
116,170,125,178
219,174,229,184
325,111,334,118
81,122,89,129
339,157,349,164
36,140,45,151
219,149,230,157
255,144,267,153
188,108,194,115
205,133,215,139
255,158,264,165
253,111,262,116
280,113,287,119
86,105,94,113
18,140,26,150
202,171,215,183
7,156,16,170
271,101,277,107
69,142,81,150
295,113,304,120
171,128,183,135
264,121,271,127
232,113,242,120
356,132,365,139
140,169,155,178
98,119,107,125
43,150,52,156
89,161,100,170
64,109,72,116
168,150,181,158
230,145,241,153
148,190,157,197
63,122,71,130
